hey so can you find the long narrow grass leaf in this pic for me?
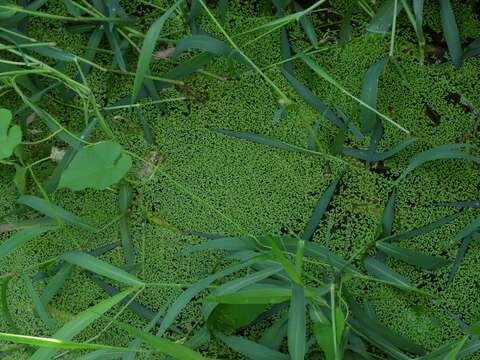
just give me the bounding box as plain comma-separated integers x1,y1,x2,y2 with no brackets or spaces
116,322,209,360
439,0,463,68
360,58,388,133
132,0,183,102
17,195,97,232
216,333,290,360
288,284,306,360
376,242,449,269
0,226,54,258
303,176,340,241
61,251,144,286
31,288,134,360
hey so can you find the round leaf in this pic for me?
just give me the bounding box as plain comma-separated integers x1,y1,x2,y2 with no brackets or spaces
0,108,22,160
59,141,132,191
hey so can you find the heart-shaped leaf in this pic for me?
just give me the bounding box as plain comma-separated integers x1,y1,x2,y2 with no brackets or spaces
59,141,132,191
0,108,22,160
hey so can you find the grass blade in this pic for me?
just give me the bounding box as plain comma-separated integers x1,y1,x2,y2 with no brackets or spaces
367,0,403,34
394,144,480,184
303,176,340,241
260,314,288,350
40,263,74,305
61,251,144,286
1,278,19,332
22,274,56,330
288,284,306,360
294,1,318,47
381,187,396,236
116,322,209,360
158,255,266,336
268,236,301,284
118,183,135,266
132,0,183,102
379,212,460,243
436,200,480,208
376,242,449,269
447,236,470,286
299,52,409,134
206,288,292,304
439,0,463,68
0,332,139,352
359,58,388,133
17,195,97,232
173,34,244,64
0,226,54,258
216,333,290,360
211,128,316,156
203,266,283,319
448,216,480,248
364,256,413,290
31,288,134,360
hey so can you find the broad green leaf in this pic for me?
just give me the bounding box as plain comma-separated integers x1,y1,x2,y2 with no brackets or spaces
376,242,449,269
0,332,139,352
0,226,54,258
17,195,97,232
0,108,22,160
439,0,463,68
61,251,144,286
359,58,388,133
158,255,267,336
312,307,345,360
303,176,340,241
367,0,403,34
364,256,412,290
216,333,290,360
132,0,183,102
116,322,209,360
45,119,97,193
207,303,268,332
206,287,292,304
394,144,480,184
31,288,134,360
23,274,56,330
59,141,132,191
288,284,306,360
